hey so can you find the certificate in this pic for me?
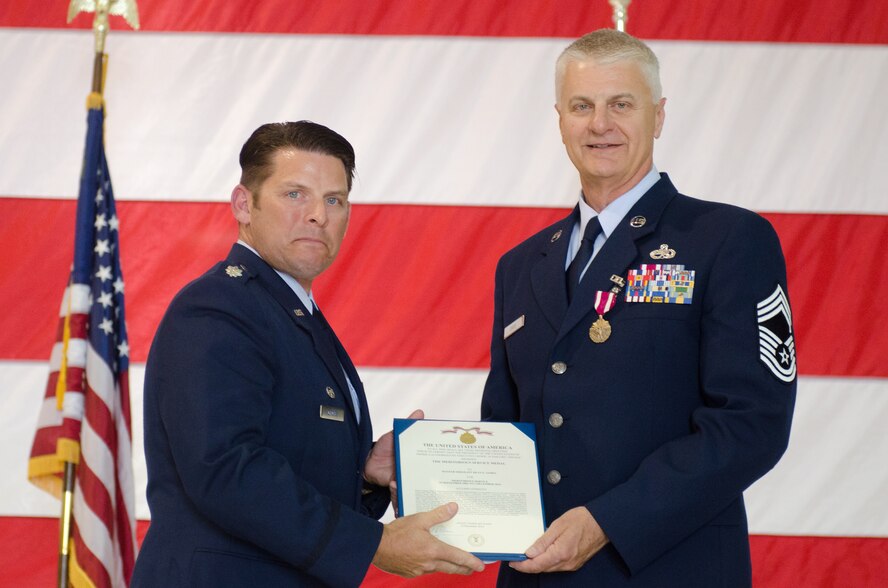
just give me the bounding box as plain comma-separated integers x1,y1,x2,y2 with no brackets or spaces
394,419,545,561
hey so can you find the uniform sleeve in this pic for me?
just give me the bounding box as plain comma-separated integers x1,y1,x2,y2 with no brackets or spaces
587,212,797,574
147,280,382,586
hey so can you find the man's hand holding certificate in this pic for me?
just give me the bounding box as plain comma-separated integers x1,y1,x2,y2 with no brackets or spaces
394,419,546,561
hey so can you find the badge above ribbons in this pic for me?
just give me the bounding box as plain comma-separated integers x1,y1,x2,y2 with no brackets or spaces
757,284,796,382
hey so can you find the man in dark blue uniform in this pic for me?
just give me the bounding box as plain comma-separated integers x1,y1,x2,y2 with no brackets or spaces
133,121,484,586
482,30,796,587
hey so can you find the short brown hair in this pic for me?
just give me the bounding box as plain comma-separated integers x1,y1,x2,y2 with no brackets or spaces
239,121,356,194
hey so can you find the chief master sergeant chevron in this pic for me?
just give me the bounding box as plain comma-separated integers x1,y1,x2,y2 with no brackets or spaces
481,29,796,587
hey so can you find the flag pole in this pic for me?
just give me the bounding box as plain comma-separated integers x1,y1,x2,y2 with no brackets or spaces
55,4,139,586
57,462,75,588
608,0,632,32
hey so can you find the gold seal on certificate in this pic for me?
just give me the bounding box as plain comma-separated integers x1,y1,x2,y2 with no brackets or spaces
394,419,545,561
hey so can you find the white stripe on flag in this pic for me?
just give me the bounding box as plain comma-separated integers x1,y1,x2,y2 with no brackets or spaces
85,343,116,410
3,361,887,535
72,480,119,585
50,338,88,371
1,30,887,213
79,418,117,506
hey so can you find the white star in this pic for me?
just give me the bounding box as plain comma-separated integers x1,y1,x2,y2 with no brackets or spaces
96,265,112,282
95,213,107,230
113,277,125,293
94,239,111,256
117,340,129,358
779,348,791,365
99,318,114,335
97,291,113,308
108,215,119,231
95,190,104,204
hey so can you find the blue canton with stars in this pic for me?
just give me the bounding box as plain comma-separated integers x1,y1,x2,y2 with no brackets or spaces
72,106,129,374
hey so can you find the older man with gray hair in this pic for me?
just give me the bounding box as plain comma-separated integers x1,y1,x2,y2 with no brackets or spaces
482,29,796,587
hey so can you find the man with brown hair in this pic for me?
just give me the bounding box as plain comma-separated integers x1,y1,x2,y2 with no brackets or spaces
133,121,484,586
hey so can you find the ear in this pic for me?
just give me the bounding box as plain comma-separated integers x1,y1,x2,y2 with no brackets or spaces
231,184,252,224
653,97,666,139
554,103,567,145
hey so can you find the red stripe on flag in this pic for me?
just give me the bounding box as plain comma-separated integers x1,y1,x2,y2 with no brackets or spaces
1,199,886,377
2,517,887,587
750,535,888,587
29,424,64,456
56,313,89,341
116,483,136,584
768,212,888,377
84,383,118,458
2,0,886,43
77,459,114,536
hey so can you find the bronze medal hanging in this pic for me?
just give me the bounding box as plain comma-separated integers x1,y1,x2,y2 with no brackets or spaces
589,290,617,343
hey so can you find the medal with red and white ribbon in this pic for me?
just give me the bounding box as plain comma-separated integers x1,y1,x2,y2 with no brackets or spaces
589,290,617,343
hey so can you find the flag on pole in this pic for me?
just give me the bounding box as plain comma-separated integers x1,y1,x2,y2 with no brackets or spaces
28,91,137,588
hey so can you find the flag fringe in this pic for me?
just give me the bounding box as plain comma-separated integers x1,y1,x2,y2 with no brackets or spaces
27,439,82,498
69,540,99,588
86,92,103,110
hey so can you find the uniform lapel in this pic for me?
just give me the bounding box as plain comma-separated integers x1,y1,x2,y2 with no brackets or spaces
312,306,365,432
531,209,577,332
323,324,373,450
226,245,354,420
557,175,679,341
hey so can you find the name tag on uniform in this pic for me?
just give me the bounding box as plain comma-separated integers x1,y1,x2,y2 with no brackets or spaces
319,405,345,422
504,315,525,339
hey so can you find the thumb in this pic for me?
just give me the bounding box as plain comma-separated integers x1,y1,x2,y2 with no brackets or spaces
406,409,424,420
419,502,458,528
524,528,556,559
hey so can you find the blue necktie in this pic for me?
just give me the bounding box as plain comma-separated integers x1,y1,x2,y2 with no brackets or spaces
566,216,602,303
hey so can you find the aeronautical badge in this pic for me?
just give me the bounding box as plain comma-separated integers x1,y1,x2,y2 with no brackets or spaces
225,265,243,278
649,244,676,260
756,284,796,383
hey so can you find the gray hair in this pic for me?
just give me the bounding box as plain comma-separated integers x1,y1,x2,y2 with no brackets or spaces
555,29,662,103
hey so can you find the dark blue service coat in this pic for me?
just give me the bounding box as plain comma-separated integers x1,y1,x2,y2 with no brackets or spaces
482,174,796,587
132,244,388,587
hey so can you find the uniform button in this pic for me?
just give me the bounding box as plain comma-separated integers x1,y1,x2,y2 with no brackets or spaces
551,361,567,374
548,413,564,428
547,470,562,485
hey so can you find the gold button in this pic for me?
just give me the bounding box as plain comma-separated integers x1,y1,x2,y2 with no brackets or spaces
548,413,564,428
547,470,562,485
551,361,567,374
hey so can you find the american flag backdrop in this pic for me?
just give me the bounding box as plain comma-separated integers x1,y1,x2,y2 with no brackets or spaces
1,1,887,586
25,94,137,587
